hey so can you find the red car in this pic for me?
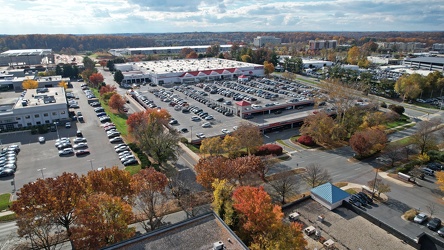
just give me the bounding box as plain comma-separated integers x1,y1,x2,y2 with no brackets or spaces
75,150,90,156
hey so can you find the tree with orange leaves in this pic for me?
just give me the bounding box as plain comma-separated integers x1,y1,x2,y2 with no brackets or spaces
71,193,135,249
436,172,444,192
83,166,133,202
89,72,104,87
11,173,86,249
195,156,233,189
127,109,178,167
131,168,169,232
232,186,306,249
109,93,126,113
99,84,116,96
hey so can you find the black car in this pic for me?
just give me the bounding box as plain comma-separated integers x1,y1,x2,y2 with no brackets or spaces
181,128,189,133
357,192,373,204
0,168,14,177
351,194,367,206
427,218,442,231
427,162,443,171
123,159,138,166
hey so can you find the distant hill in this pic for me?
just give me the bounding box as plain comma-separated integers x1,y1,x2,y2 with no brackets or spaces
0,32,443,53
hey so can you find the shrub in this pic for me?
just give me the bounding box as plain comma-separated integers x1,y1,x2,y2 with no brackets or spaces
37,126,48,134
255,144,283,156
427,150,444,162
388,104,405,115
297,135,316,146
180,137,188,144
380,102,387,108
138,153,151,169
404,208,418,221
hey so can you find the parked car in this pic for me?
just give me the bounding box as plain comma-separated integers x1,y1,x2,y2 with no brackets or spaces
201,122,211,128
0,168,14,177
438,227,444,237
427,218,442,231
75,150,90,156
58,148,74,156
38,136,45,143
73,137,87,143
414,213,428,224
109,137,123,143
116,146,129,153
180,128,188,133
221,129,229,134
123,159,138,166
73,143,88,149
65,122,71,128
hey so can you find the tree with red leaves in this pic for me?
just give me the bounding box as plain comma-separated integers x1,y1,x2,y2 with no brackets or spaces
89,72,104,87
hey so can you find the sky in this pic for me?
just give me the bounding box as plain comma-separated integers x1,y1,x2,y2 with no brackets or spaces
0,0,443,34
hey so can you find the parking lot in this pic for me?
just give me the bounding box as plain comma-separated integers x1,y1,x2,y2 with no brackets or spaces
0,82,125,193
128,77,324,141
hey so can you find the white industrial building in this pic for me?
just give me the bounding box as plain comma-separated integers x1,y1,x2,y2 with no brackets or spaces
0,69,70,91
253,36,281,47
403,57,444,72
0,49,54,66
0,87,69,130
109,45,233,57
114,58,264,85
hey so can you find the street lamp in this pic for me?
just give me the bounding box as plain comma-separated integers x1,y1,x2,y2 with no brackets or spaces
190,126,193,142
87,159,94,170
371,168,379,200
37,168,46,179
54,122,59,139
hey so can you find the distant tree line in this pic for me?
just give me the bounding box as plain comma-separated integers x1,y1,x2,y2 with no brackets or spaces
0,32,442,54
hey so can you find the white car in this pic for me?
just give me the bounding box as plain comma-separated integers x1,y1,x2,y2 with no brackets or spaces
109,137,123,143
201,122,211,128
204,115,214,120
232,126,238,131
191,116,201,121
58,148,74,156
114,143,127,149
221,129,230,134
73,137,87,143
38,136,45,143
73,143,88,149
196,133,206,138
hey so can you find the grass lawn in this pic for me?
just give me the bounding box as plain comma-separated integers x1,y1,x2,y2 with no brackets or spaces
185,143,200,153
125,165,142,175
345,188,358,195
385,119,411,129
389,137,413,147
0,193,11,211
0,213,16,222
91,89,128,136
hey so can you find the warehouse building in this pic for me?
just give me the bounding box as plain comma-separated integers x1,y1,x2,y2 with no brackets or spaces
403,57,444,72
109,45,233,57
115,58,264,85
0,69,70,91
0,87,69,130
0,49,54,67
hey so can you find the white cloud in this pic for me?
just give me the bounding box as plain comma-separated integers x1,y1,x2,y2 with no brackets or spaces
0,0,442,34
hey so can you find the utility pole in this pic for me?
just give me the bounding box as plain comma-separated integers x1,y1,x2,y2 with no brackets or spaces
371,168,379,200
37,168,46,179
88,159,94,170
190,126,193,143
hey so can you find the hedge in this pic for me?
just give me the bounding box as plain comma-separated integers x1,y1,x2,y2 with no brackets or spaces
297,135,316,146
255,144,283,156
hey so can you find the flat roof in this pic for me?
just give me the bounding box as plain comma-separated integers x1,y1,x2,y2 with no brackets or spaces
0,49,52,57
122,58,262,76
119,45,233,52
405,57,444,64
104,212,248,250
15,87,66,109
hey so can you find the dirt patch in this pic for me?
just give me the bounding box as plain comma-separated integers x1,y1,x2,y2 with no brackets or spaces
334,182,349,188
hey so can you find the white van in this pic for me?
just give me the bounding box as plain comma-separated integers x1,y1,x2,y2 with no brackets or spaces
422,168,435,176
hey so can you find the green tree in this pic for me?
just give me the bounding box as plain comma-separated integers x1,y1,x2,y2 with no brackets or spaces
107,60,115,71
83,56,95,71
114,70,124,84
55,65,63,75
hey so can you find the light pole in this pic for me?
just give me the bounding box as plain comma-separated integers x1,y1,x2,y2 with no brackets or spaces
87,159,94,170
371,168,379,200
54,122,59,139
190,126,193,143
37,168,46,179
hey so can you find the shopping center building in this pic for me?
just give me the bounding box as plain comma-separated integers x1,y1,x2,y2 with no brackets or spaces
114,58,264,85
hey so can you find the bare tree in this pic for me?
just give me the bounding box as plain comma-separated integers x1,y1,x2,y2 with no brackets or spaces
382,144,402,167
301,164,332,188
426,202,437,217
401,145,416,161
411,118,441,154
367,178,391,197
269,175,300,204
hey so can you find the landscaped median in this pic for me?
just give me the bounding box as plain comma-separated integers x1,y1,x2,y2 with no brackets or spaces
0,193,15,222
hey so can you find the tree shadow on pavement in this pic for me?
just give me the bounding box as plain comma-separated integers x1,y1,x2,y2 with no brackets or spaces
383,198,411,213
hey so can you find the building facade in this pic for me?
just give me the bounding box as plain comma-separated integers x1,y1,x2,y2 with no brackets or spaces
253,36,282,47
0,87,69,130
309,40,337,50
403,57,444,72
376,42,426,52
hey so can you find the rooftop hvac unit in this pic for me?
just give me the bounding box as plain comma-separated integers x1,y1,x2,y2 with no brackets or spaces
213,241,224,250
